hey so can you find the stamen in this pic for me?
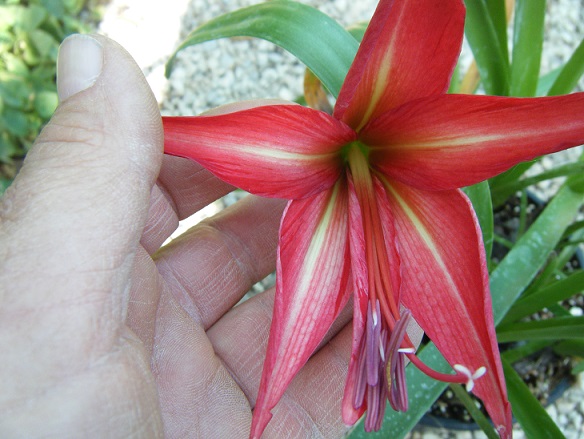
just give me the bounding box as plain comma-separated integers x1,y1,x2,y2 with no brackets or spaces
371,303,378,327
454,364,487,392
363,350,389,432
391,351,408,411
398,347,416,354
365,377,380,431
352,334,368,409
386,310,412,411
366,301,382,386
379,329,387,362
453,364,471,376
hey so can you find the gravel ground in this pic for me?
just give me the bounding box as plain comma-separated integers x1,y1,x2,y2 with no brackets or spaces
98,0,584,437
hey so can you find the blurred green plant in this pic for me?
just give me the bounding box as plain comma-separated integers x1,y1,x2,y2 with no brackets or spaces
0,0,98,192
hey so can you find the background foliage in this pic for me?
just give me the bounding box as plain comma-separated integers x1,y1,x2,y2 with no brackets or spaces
0,0,99,193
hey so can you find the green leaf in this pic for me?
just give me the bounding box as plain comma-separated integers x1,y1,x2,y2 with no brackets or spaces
490,161,584,207
572,360,584,374
449,384,500,439
502,270,584,324
497,316,584,342
40,0,66,18
448,61,464,94
489,160,538,207
0,131,19,162
490,155,584,324
464,0,510,95
0,72,31,109
503,358,565,438
502,340,554,364
165,0,358,98
62,0,86,15
2,52,29,75
3,108,29,137
564,219,584,237
510,0,546,97
40,14,67,42
346,21,367,42
484,0,509,56
29,28,58,60
11,5,47,32
0,178,12,195
537,67,562,96
463,181,494,263
554,339,584,358
21,32,42,66
0,7,14,30
34,90,58,118
548,36,584,96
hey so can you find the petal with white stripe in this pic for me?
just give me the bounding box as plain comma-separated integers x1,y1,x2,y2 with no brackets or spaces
163,105,356,199
251,180,352,438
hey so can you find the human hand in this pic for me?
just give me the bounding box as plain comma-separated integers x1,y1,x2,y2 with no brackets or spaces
0,35,353,438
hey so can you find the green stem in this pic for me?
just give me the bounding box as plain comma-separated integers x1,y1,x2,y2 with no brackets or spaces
449,384,500,439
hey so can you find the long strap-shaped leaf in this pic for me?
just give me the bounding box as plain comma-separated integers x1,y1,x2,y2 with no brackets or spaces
497,316,584,342
464,0,510,96
502,358,565,438
490,162,584,322
165,0,358,98
501,270,584,324
510,0,546,97
548,36,584,96
463,182,494,263
347,153,584,438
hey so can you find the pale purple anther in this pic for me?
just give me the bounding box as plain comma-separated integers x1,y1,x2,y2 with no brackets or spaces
352,300,416,431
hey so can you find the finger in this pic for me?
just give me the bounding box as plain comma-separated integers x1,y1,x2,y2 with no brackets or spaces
130,193,283,356
137,155,235,255
127,245,162,353
268,322,353,438
207,287,354,438
157,154,234,221
152,284,253,439
140,183,180,255
151,282,352,439
154,195,285,329
0,34,162,383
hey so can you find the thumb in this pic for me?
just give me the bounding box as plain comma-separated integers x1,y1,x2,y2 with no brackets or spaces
0,34,162,333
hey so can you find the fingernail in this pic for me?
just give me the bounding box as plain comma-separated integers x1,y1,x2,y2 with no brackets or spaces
57,34,103,102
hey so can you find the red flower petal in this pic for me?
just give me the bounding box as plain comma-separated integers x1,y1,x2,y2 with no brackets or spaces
380,177,512,437
334,0,465,131
163,105,356,199
364,93,584,191
251,181,352,438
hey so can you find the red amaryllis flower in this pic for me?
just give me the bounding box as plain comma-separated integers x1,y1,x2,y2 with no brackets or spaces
163,0,584,437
